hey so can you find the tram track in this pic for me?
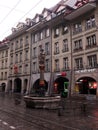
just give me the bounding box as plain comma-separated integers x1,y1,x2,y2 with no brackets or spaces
0,105,80,130
0,93,98,130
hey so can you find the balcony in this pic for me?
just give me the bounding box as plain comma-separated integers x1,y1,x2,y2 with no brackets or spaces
62,48,69,53
73,28,82,35
54,68,60,72
54,50,60,55
45,51,50,56
62,67,70,71
54,34,59,38
73,47,83,52
45,68,50,72
74,66,84,71
86,44,97,49
86,65,98,69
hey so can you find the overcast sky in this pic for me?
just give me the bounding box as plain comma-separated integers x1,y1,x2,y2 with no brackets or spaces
0,0,76,41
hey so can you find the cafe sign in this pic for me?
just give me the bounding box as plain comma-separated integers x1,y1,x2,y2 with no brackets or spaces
75,69,96,73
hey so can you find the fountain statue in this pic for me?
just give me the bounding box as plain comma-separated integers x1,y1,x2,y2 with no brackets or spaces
24,48,60,109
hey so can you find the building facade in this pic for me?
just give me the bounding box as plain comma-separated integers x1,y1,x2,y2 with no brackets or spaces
0,0,98,97
65,0,98,96
7,20,32,94
0,40,9,92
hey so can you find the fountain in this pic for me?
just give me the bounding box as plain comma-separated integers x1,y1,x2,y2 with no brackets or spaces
24,48,60,109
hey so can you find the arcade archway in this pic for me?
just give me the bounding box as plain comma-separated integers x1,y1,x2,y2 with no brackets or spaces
14,78,22,93
1,83,6,92
24,79,28,93
76,77,96,95
8,80,12,92
54,77,69,94
30,79,48,94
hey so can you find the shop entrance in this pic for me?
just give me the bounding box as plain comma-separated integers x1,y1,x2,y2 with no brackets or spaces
76,77,96,95
54,77,69,97
14,78,22,93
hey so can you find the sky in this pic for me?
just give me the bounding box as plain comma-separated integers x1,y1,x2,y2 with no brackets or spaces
0,0,76,41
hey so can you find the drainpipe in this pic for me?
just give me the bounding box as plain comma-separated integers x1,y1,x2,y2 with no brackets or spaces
68,22,73,98
27,33,32,95
48,24,53,96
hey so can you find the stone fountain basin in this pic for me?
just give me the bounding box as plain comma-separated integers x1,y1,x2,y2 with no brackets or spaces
24,95,61,109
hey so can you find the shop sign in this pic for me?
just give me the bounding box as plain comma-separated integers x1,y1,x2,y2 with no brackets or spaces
75,69,95,73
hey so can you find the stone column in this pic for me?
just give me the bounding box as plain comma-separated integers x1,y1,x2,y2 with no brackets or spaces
38,49,45,96
96,81,98,98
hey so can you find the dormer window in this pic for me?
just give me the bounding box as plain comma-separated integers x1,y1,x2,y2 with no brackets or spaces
62,25,68,34
36,17,39,23
43,11,47,18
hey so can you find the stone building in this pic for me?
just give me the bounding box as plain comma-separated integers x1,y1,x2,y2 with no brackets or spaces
0,39,9,92
7,20,33,94
27,0,74,96
65,0,98,96
0,0,98,97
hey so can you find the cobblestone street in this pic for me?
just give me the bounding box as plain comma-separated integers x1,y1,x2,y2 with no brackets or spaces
0,93,98,130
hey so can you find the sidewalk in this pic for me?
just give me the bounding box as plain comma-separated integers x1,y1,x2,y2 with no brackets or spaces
56,97,98,130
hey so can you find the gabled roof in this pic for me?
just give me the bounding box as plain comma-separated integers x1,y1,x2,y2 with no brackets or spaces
42,8,52,14
75,0,89,8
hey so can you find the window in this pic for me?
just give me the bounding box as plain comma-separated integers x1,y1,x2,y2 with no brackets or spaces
63,57,69,70
33,62,37,73
10,55,13,64
2,61,4,69
54,27,59,37
87,55,97,68
11,43,13,51
62,25,68,34
24,64,28,73
62,39,69,52
74,39,82,51
15,54,18,63
85,15,95,29
20,38,23,48
54,42,59,54
55,59,59,71
45,59,50,72
33,47,37,58
75,58,83,69
15,41,18,49
5,50,8,57
5,72,7,79
2,51,4,58
34,34,38,43
86,35,96,48
73,22,82,34
20,52,22,62
1,72,3,80
25,50,28,60
19,66,22,73
45,42,50,55
5,60,7,68
45,28,50,37
25,36,29,45
38,45,42,55
39,31,43,40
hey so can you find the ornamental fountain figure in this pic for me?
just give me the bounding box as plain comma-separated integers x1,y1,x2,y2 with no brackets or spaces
38,48,46,96
24,48,60,109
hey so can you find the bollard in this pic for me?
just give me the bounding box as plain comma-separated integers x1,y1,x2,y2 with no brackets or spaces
58,106,62,116
81,103,87,115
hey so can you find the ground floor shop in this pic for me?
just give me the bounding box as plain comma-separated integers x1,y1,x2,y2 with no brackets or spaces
6,75,30,94
74,68,98,96
2,69,98,98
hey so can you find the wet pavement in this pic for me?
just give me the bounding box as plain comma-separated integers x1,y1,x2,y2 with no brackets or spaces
0,93,98,130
